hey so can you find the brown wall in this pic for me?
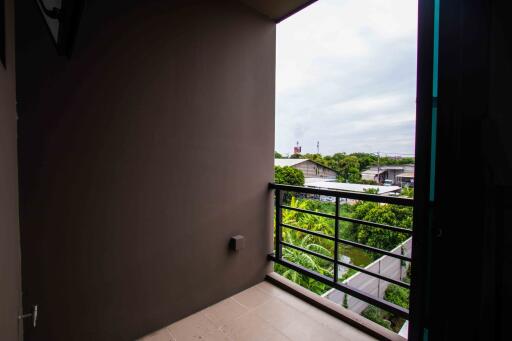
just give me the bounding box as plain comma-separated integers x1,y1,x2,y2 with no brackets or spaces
0,0,20,340
15,1,275,340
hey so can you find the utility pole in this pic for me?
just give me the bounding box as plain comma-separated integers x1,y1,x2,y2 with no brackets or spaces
317,141,320,154
377,152,381,184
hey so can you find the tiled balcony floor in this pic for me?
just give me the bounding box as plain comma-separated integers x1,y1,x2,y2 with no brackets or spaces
139,281,377,341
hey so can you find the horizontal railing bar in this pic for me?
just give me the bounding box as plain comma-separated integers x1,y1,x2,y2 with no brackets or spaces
269,183,414,206
338,238,412,262
337,259,410,289
282,223,411,261
282,223,336,242
281,205,412,235
281,242,410,289
281,241,334,263
280,205,336,219
268,255,409,319
338,216,413,235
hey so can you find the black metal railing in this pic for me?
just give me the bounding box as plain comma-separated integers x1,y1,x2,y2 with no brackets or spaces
268,183,414,319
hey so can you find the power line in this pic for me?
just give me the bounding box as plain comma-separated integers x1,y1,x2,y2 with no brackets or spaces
371,151,415,157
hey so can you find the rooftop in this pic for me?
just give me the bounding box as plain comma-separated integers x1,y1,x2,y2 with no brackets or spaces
306,181,401,194
275,158,338,173
274,158,309,167
362,165,415,174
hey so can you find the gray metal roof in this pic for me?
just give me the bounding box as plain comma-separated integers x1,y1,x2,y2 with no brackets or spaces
274,158,338,173
306,181,401,194
274,158,309,167
397,172,415,178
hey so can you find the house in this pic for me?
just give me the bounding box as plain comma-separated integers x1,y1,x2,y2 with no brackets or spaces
0,1,510,341
396,172,415,187
275,158,337,182
361,165,415,186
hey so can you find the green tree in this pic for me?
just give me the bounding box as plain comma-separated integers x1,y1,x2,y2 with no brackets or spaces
274,166,305,186
274,151,283,158
347,201,412,253
401,187,414,198
275,232,333,295
350,153,378,171
331,153,347,162
337,156,361,183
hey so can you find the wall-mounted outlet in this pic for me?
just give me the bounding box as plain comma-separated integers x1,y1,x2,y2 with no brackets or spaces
229,235,245,251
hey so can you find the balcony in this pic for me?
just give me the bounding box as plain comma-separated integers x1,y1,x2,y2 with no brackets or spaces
1,0,506,339
139,277,404,341
140,184,412,341
269,183,413,337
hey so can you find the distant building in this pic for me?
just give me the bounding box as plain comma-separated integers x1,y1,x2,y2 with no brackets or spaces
306,181,401,196
275,159,337,182
293,141,302,155
396,172,415,187
361,164,415,186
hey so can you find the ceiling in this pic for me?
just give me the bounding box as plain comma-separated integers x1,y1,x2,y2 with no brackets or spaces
237,0,318,22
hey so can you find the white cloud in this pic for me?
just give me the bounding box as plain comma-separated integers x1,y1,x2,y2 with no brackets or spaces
276,0,418,156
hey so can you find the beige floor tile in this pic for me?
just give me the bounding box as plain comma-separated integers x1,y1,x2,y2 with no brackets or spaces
221,312,290,341
304,306,377,341
255,281,287,298
334,326,378,341
140,281,382,341
232,285,272,309
138,327,174,341
202,298,248,327
253,298,304,331
171,329,233,341
275,291,312,313
168,312,220,340
278,313,344,341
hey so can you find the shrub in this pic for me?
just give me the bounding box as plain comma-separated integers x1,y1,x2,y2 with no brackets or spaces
342,293,349,309
361,305,392,330
384,284,410,309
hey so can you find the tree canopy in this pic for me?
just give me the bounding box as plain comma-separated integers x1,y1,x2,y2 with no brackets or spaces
347,201,412,252
276,152,414,184
274,166,305,186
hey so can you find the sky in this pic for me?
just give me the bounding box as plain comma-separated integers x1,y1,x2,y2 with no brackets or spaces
276,0,418,157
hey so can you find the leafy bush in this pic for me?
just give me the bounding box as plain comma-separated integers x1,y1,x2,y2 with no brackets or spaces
401,187,414,198
359,285,409,332
384,284,410,309
361,306,392,330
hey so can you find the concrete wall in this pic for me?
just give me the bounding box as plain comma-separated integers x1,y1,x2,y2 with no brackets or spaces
324,238,412,314
0,0,20,340
15,1,275,340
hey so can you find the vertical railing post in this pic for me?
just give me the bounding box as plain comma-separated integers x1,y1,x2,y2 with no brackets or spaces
333,196,340,283
275,189,283,259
